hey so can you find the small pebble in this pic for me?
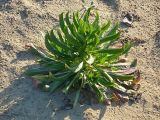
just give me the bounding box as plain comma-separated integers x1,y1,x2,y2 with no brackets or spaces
122,13,133,27
104,99,111,105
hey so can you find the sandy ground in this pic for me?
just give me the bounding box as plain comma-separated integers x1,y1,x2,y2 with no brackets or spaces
0,0,160,120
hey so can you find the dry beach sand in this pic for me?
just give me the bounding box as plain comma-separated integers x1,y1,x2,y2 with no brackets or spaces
0,0,160,120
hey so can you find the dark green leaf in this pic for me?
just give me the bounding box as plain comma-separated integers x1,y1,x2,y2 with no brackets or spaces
130,59,137,67
109,72,134,81
97,77,115,87
62,27,77,45
73,89,81,108
45,33,65,58
63,74,79,93
28,44,50,59
50,30,70,51
65,12,72,27
49,80,65,92
25,67,60,76
59,13,65,32
83,7,92,22
122,42,132,54
57,29,65,43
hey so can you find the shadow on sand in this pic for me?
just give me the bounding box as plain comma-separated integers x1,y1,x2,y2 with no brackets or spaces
101,0,119,11
0,50,108,120
0,0,11,10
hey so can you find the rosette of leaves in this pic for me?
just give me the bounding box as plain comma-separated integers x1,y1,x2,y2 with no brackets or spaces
26,7,139,107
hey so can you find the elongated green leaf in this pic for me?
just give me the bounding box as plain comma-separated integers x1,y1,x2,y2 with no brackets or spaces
50,30,70,51
122,42,132,54
45,33,63,57
28,44,50,59
87,33,100,46
73,89,81,108
91,84,105,102
75,11,80,21
71,26,84,44
45,33,71,58
130,59,137,67
59,13,65,32
109,62,130,67
113,67,136,75
49,71,74,92
37,58,63,66
106,54,122,62
97,48,123,54
49,80,65,92
107,22,119,36
54,70,72,77
100,20,111,34
73,12,79,29
113,83,136,95
57,29,65,43
41,61,65,69
25,67,60,76
62,26,80,46
97,42,131,55
109,72,134,81
87,28,100,40
32,75,48,81
95,34,100,45
83,7,92,23
99,31,121,44
63,74,79,93
93,64,114,82
69,62,83,73
65,12,83,43
97,77,115,87
65,12,72,27
53,71,73,81
78,19,85,34
92,11,99,27
65,14,84,43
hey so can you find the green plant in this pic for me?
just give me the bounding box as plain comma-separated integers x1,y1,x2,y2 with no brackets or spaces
26,7,139,107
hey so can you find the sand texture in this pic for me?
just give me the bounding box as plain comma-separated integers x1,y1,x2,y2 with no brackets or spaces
0,0,160,120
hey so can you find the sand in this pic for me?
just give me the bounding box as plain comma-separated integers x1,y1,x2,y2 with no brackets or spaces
0,0,160,120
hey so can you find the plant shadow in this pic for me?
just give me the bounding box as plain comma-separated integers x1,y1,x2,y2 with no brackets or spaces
0,74,108,120
0,49,136,120
154,31,160,48
0,50,109,120
0,0,11,5
101,0,119,11
0,0,12,10
10,49,38,64
148,31,160,72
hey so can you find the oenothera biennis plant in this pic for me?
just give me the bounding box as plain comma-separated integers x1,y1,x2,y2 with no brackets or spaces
26,7,139,107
